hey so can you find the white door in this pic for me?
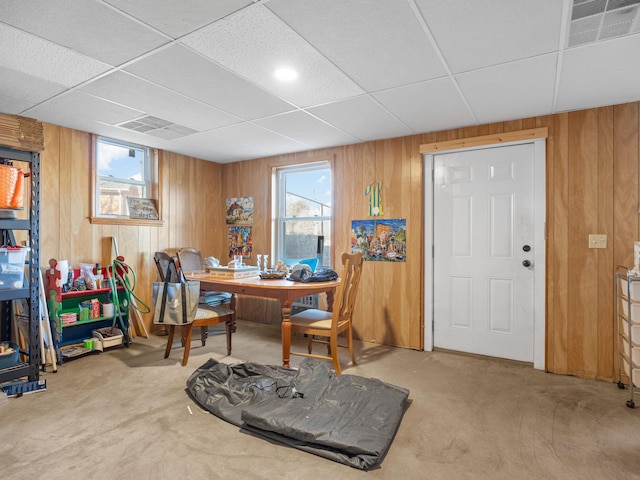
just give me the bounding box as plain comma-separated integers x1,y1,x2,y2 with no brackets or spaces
433,143,536,362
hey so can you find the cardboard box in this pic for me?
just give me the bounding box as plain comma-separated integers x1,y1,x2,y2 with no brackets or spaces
90,298,100,318
206,266,260,279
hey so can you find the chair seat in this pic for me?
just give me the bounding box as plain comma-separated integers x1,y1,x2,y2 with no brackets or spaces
291,309,333,329
195,305,234,321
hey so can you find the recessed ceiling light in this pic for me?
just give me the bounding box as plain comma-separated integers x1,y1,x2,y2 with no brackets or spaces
274,67,299,81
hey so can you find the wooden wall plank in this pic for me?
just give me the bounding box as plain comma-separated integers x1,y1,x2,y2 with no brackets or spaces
597,106,614,381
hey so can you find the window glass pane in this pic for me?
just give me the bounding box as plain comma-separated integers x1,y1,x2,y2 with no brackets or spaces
97,140,145,182
276,162,332,268
95,137,149,218
284,169,331,218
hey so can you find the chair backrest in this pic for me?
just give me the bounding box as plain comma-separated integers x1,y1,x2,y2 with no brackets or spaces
154,251,180,282
332,252,363,330
177,248,205,274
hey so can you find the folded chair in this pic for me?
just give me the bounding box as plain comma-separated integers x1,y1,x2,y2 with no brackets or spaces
289,251,363,374
155,250,236,366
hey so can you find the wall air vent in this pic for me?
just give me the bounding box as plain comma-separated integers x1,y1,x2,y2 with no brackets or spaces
569,0,640,46
118,115,198,140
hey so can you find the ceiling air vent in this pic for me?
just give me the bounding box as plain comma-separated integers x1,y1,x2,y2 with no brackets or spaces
569,0,640,47
118,115,198,140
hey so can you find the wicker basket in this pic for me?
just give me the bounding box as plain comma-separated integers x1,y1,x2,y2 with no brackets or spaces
0,164,24,210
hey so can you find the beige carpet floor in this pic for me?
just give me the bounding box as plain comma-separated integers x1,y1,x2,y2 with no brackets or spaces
1,319,639,479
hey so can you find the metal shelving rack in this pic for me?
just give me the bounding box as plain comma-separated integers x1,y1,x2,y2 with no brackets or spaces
0,145,40,386
615,265,640,408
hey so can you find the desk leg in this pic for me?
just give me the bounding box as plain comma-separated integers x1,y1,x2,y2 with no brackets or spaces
281,301,292,368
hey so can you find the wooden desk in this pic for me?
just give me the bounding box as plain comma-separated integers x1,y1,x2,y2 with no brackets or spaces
186,273,340,367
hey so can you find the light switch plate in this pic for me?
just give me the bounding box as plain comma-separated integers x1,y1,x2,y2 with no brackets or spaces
588,234,607,249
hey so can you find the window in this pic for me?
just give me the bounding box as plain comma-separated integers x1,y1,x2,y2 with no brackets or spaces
273,162,332,268
91,135,161,224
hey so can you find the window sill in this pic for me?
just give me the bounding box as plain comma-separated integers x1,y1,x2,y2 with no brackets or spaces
89,216,164,227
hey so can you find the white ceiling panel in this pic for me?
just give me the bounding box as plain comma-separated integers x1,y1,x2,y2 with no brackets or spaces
103,0,254,38
2,0,640,163
0,66,66,110
267,0,447,91
457,53,559,125
173,130,270,163
181,4,364,107
79,71,240,131
211,123,308,155
27,90,143,126
415,0,564,74
255,111,359,149
373,78,476,134
0,0,168,66
307,96,414,141
556,34,640,112
124,45,294,120
0,23,110,87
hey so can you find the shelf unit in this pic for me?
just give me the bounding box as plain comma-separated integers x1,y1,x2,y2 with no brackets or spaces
0,146,40,385
615,265,640,408
48,286,130,363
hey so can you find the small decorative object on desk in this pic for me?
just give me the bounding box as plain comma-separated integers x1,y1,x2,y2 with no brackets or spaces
263,254,269,272
259,271,286,280
256,254,262,270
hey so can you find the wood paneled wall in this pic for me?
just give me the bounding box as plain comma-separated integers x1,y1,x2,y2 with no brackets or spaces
39,123,226,334
37,101,640,381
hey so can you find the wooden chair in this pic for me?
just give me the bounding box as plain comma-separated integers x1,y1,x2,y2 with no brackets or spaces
154,250,236,366
289,251,363,374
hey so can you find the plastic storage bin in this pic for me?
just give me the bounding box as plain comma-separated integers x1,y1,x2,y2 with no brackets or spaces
0,246,28,289
92,327,124,349
0,342,19,369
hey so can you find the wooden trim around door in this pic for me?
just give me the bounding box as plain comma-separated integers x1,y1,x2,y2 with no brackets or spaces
420,127,548,154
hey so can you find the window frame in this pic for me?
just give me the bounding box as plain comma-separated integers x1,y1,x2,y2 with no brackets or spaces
272,161,332,268
89,134,163,226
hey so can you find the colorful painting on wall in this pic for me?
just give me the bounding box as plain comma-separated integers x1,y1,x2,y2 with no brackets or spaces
228,225,252,259
351,218,406,262
226,196,254,225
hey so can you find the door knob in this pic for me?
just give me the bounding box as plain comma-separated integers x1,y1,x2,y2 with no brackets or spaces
522,260,532,267
522,245,531,252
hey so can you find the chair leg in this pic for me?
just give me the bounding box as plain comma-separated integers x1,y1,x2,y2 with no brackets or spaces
225,317,232,355
182,324,194,366
347,324,356,365
307,335,313,354
330,334,341,374
200,326,207,346
164,325,175,359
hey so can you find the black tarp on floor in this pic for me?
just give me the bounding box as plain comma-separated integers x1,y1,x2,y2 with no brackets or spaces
186,359,410,470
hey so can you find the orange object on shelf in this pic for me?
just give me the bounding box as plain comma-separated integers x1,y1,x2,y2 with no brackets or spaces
0,163,24,209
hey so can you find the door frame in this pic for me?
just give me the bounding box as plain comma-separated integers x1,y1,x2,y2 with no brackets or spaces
422,133,547,370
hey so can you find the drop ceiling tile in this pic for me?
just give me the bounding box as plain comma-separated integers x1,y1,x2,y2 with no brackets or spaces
307,96,414,141
0,66,66,108
125,44,294,120
103,0,254,38
456,53,558,124
173,130,269,163
556,33,640,112
211,123,307,155
254,111,359,148
0,0,168,66
414,0,563,73
372,78,476,134
27,90,143,125
267,0,447,92
182,5,364,107
79,71,240,130
0,24,110,87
